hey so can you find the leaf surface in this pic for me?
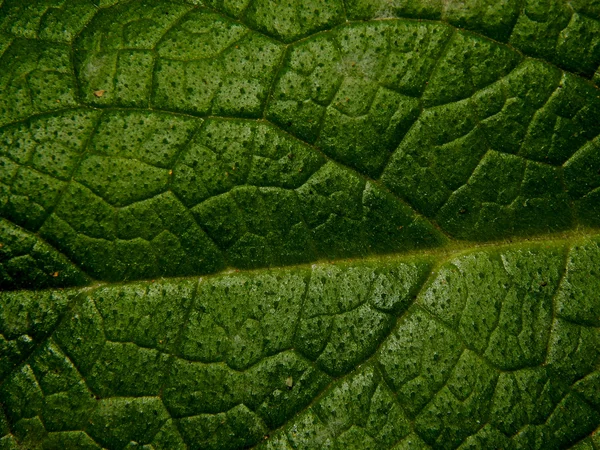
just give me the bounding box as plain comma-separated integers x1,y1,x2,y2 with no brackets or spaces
1,0,600,448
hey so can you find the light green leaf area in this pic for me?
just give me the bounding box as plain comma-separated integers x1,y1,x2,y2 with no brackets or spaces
1,0,600,448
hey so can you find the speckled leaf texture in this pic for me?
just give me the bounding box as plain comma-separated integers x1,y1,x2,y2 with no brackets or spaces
1,0,600,449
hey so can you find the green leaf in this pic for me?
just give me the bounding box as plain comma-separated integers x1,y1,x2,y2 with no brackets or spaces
1,0,599,448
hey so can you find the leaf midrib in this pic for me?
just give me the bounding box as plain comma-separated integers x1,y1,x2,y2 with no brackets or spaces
4,227,598,293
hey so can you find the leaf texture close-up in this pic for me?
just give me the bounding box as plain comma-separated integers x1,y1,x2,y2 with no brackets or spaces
1,0,600,448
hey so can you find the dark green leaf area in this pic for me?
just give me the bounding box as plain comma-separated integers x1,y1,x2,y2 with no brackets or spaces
381,64,600,240
345,0,600,80
75,3,284,115
0,0,102,44
2,0,600,287
0,289,78,383
2,235,600,449
0,110,444,286
0,39,79,128
0,219,90,290
267,17,600,244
